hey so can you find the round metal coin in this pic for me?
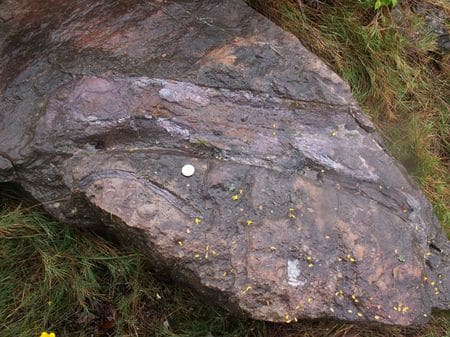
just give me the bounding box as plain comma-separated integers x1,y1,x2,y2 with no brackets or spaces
181,164,195,177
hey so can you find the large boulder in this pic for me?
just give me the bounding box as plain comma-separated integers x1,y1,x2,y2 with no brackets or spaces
0,0,448,326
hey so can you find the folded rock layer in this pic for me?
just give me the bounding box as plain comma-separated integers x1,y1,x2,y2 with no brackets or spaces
0,0,448,326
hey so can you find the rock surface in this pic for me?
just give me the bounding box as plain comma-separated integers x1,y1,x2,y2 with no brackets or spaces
0,0,448,326
411,2,450,53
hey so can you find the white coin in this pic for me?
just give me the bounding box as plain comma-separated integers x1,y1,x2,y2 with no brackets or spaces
181,164,195,177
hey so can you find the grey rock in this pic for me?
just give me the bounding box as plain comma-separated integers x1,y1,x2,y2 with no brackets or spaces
411,2,450,52
0,156,13,182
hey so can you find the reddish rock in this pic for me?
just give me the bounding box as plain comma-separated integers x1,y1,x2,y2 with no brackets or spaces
0,0,448,326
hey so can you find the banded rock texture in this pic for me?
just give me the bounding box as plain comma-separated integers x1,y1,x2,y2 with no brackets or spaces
0,0,448,326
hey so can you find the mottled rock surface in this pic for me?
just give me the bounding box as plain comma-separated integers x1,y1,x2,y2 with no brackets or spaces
411,2,450,52
0,0,448,326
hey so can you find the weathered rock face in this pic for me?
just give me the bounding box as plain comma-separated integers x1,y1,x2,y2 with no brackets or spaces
0,0,448,326
410,2,450,53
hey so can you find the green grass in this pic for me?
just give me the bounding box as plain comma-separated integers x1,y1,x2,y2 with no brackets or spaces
0,0,449,336
0,206,155,336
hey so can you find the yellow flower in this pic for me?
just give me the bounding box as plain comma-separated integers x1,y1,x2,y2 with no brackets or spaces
40,332,56,337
